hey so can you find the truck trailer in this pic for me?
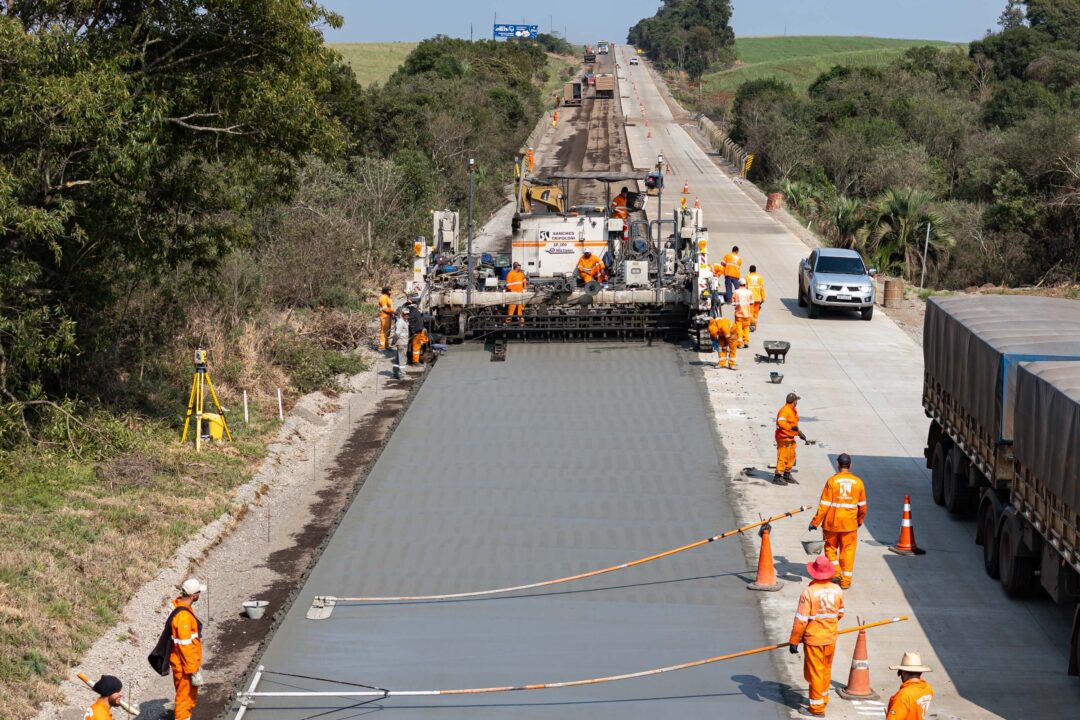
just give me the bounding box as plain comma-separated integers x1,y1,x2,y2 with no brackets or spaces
594,73,615,99
922,295,1080,674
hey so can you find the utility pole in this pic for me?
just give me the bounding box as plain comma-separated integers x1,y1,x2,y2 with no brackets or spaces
466,158,476,310
656,153,665,302
919,222,932,290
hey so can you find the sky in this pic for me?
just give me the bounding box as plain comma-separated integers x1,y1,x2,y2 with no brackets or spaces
318,0,1006,44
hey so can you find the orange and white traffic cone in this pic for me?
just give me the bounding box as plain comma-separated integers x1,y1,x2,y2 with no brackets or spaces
836,625,879,700
889,495,925,555
747,523,783,592
682,180,690,194
694,195,700,209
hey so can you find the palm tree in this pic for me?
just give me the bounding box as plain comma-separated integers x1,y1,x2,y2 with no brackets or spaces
867,188,954,282
824,196,869,250
779,179,818,217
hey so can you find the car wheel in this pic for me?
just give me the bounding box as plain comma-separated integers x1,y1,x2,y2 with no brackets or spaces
798,291,807,308
808,298,820,318
860,305,873,321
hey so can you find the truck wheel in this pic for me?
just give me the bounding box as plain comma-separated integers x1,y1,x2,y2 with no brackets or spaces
998,519,1036,597
943,448,971,515
930,442,947,506
979,501,1000,578
860,305,873,321
808,299,820,319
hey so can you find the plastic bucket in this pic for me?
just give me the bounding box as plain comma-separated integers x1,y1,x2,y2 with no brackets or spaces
243,600,268,620
801,539,824,556
883,279,904,308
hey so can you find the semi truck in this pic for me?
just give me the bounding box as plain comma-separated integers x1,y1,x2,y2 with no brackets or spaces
594,73,615,99
922,295,1080,674
597,40,610,54
584,47,596,64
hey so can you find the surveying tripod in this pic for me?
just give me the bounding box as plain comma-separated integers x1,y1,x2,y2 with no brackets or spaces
180,349,233,451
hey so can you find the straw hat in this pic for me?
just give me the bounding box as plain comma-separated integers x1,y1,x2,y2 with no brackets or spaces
890,652,932,673
806,555,835,580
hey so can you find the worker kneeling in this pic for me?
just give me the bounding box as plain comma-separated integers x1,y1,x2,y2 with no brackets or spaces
733,278,754,348
577,251,604,285
789,556,845,717
808,453,866,588
708,315,739,370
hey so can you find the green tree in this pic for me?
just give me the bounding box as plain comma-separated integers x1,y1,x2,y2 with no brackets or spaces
628,0,734,68
867,188,954,280
824,196,871,250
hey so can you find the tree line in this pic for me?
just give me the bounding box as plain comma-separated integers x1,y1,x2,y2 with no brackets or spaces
0,3,553,448
728,0,1080,288
628,0,735,82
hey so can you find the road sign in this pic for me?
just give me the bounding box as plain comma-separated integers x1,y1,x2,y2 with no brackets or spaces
493,24,539,39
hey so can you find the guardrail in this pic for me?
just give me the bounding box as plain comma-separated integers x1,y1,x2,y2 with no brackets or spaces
696,115,750,176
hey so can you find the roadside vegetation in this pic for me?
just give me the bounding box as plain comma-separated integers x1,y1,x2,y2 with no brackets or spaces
330,42,418,86
629,0,736,83
0,2,567,713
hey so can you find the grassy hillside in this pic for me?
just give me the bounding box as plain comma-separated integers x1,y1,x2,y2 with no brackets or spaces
330,42,417,86
705,36,965,96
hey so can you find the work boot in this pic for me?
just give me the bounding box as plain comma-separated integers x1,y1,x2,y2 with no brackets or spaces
783,471,796,484
771,474,787,485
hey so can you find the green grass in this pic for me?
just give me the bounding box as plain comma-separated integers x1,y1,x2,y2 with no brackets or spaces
704,36,967,96
329,42,417,86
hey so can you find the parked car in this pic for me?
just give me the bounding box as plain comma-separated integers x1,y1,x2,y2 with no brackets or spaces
797,248,877,320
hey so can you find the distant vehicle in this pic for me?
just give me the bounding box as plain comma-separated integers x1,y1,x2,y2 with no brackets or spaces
629,56,639,66
597,40,610,54
584,47,595,64
585,72,596,86
797,247,876,320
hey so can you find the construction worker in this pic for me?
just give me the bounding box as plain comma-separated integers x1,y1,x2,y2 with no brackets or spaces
746,264,765,330
406,299,424,365
577,250,604,284
611,186,629,220
552,109,559,128
170,578,205,720
85,675,124,720
527,147,535,173
390,308,409,379
733,278,754,348
708,315,739,369
790,556,845,717
808,453,867,588
774,392,806,485
505,262,527,323
886,653,934,719
378,286,394,350
721,245,742,303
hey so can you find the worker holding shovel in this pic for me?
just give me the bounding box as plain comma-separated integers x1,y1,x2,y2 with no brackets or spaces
774,392,807,485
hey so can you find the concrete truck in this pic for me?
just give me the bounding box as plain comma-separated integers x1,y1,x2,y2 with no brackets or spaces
922,295,1080,674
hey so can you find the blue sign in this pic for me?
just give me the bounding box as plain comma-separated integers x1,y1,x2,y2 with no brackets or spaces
493,24,539,39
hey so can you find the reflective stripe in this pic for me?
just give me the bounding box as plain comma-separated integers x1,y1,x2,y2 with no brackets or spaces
803,613,839,620
857,501,867,506
172,633,199,645
904,504,912,511
819,499,860,509
809,698,825,706
901,519,912,527
794,613,810,621
842,571,853,577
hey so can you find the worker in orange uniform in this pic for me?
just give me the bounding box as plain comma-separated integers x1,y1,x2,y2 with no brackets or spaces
378,286,394,350
708,315,739,369
774,392,806,485
808,453,866,588
577,250,604,284
611,186,629,220
505,262,527,324
721,245,742,303
746,264,765,331
733,277,754,348
789,556,845,717
169,578,206,720
552,109,559,128
887,653,934,719
85,675,124,720
526,146,535,173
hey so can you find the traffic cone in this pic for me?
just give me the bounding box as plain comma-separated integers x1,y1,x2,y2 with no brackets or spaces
836,626,880,700
647,128,652,138
694,195,700,208
889,495,925,555
747,523,783,592
682,180,689,194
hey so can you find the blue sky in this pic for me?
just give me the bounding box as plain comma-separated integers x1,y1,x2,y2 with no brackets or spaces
319,1,1005,44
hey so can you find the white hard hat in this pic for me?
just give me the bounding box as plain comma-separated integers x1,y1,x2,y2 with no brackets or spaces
739,277,747,285
181,578,207,596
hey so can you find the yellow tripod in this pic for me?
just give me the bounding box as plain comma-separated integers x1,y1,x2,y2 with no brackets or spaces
180,349,233,451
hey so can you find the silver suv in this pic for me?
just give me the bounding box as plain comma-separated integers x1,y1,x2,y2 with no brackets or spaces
798,248,877,320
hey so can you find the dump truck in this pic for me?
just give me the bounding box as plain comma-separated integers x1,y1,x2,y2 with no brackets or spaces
922,295,1080,674
562,81,582,107
595,73,615,99
584,47,596,63
597,40,610,54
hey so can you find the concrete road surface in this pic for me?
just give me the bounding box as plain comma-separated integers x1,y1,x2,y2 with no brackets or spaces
614,43,1080,719
235,344,786,719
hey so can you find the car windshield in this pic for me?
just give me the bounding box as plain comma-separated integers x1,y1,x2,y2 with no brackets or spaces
815,255,866,275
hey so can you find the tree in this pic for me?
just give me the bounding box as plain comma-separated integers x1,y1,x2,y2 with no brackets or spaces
867,188,954,280
685,26,716,83
627,0,734,69
824,196,870,249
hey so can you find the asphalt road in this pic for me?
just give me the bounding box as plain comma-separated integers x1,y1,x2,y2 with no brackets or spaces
614,43,1080,720
236,344,785,719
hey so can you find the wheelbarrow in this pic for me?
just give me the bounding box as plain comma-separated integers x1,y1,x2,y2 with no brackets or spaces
758,340,790,364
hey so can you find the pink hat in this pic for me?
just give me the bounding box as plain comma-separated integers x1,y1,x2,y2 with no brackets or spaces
806,556,836,581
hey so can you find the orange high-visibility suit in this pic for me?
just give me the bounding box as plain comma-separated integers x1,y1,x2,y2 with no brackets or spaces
812,470,867,588
84,698,113,720
746,271,765,328
505,269,527,321
789,581,845,716
526,148,535,173
410,328,429,364
887,678,934,719
169,599,202,720
775,402,800,474
733,286,754,347
708,317,739,368
378,293,394,349
721,250,742,302
577,254,604,284
611,193,628,220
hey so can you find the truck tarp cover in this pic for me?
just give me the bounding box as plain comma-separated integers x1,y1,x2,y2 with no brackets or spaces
923,296,1080,441
1015,362,1080,513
